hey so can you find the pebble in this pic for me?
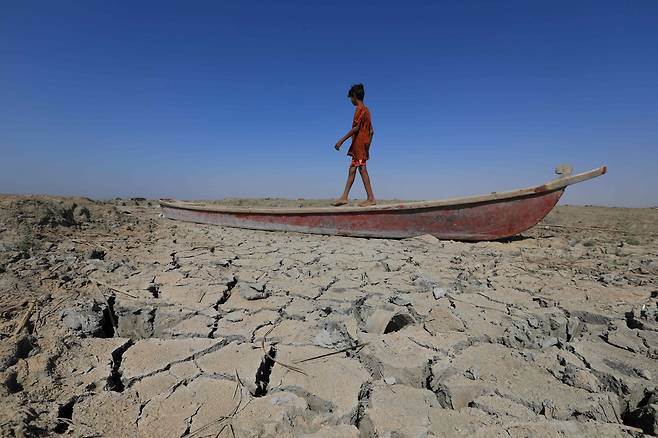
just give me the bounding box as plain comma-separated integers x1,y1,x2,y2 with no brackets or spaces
383,376,397,385
432,287,447,300
639,369,652,380
464,367,480,380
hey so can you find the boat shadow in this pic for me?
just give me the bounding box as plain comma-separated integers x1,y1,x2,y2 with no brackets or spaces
494,234,535,244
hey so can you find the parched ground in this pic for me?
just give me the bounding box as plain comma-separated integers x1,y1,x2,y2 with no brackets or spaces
0,194,657,437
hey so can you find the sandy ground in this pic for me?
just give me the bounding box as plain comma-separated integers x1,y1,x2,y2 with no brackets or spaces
1,194,657,437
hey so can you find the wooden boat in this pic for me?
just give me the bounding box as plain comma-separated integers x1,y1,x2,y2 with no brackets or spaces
160,166,606,241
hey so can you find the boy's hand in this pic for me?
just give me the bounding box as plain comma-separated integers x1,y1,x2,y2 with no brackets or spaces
334,142,342,150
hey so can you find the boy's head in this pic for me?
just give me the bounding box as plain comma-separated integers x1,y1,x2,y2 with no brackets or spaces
347,83,365,105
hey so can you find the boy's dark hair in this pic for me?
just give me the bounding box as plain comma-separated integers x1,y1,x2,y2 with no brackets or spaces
348,83,365,100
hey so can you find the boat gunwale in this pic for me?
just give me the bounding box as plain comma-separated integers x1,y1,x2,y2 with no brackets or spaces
159,166,606,215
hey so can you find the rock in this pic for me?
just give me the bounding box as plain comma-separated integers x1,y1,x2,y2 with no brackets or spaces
364,309,415,334
86,247,106,260
60,303,107,337
469,394,537,419
561,364,601,392
383,258,404,272
424,307,465,334
639,369,652,380
225,310,245,322
566,316,582,341
411,273,439,291
464,367,480,380
116,305,156,339
433,286,448,300
412,233,441,244
389,294,412,306
313,320,353,348
431,375,490,410
541,336,560,349
452,270,488,294
499,308,568,350
239,282,271,300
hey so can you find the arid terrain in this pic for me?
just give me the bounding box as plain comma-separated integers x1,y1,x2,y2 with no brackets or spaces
1,194,657,437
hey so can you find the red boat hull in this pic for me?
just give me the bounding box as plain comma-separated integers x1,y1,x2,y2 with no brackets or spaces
160,189,563,240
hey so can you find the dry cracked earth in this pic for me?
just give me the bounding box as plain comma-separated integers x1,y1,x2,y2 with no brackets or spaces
1,194,657,437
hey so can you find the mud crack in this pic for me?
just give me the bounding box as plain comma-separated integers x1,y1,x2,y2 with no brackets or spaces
254,346,276,397
107,340,134,392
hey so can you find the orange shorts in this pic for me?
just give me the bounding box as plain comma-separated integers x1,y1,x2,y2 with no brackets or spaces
350,158,367,167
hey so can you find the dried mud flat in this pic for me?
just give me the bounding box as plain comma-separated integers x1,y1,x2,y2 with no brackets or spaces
1,194,657,438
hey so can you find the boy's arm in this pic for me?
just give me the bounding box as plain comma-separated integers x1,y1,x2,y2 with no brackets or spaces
334,126,359,150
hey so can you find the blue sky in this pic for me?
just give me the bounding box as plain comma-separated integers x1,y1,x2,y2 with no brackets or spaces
1,1,657,206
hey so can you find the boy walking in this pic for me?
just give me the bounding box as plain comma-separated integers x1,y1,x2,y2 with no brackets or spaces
333,83,376,206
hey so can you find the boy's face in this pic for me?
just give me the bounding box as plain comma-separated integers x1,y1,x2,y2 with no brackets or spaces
349,95,358,106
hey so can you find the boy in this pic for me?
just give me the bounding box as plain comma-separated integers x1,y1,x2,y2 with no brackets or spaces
333,83,376,207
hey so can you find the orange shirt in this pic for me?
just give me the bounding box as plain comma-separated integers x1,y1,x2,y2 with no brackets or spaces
347,105,373,161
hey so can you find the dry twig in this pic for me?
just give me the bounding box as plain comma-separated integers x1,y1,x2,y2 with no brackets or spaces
88,277,137,298
0,300,28,314
519,248,530,272
260,325,307,375
293,343,368,364
13,301,36,337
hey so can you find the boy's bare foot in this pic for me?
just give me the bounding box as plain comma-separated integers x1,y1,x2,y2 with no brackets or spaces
332,199,348,206
358,200,376,207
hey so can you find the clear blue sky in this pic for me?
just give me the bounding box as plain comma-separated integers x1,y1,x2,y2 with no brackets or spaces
1,1,657,206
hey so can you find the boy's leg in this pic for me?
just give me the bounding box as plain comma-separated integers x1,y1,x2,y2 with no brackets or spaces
333,165,357,206
358,164,376,206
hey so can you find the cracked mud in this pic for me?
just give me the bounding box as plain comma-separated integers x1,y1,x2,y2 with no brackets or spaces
1,195,657,437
